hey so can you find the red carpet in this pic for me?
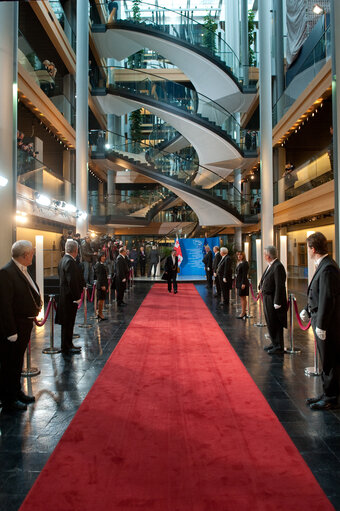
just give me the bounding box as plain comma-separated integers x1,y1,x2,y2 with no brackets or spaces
20,284,334,510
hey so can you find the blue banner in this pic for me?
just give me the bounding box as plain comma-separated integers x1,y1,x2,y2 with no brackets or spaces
179,237,220,276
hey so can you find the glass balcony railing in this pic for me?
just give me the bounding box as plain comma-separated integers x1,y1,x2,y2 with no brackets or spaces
18,30,76,128
273,25,331,126
89,129,253,217
17,149,75,204
152,209,198,223
92,66,257,153
273,149,333,205
49,0,76,51
91,1,256,88
88,187,175,218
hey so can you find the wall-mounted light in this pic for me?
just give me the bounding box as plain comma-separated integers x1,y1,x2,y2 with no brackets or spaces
35,194,51,207
0,176,8,187
313,4,324,14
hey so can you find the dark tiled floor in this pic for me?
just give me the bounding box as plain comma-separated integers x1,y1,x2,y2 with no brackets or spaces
0,281,340,510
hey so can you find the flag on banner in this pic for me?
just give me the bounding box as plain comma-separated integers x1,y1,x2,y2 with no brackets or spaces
174,236,183,266
202,234,209,256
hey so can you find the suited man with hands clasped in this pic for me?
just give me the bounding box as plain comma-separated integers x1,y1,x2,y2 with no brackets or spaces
56,240,84,354
202,245,213,288
0,240,42,412
164,249,178,293
260,245,287,355
212,246,222,299
300,232,340,410
215,247,232,305
115,246,130,306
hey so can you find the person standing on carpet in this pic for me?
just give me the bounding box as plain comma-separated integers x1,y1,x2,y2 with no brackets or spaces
216,247,232,306
212,245,222,299
260,246,287,355
55,240,84,355
94,252,108,321
116,246,130,306
300,232,340,410
235,251,249,319
202,245,213,288
0,240,42,412
164,249,178,294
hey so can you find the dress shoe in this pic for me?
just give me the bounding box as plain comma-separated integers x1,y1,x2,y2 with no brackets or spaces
174,291,178,294
305,395,324,405
168,290,172,293
310,399,338,411
267,346,284,355
263,344,274,351
2,400,27,412
236,314,246,319
97,316,108,322
17,391,35,404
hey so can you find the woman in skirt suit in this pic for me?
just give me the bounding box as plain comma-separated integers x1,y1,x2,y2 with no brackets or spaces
94,252,108,321
235,251,249,319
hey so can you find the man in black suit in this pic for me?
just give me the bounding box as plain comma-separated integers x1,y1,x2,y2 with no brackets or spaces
56,240,84,354
212,246,222,299
164,249,178,293
300,232,340,410
202,245,213,288
260,245,287,355
216,247,232,305
0,240,42,412
115,246,130,306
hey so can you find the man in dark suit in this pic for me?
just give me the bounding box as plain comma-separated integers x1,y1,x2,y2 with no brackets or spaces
300,232,340,410
115,246,130,306
202,245,213,288
216,247,232,305
260,245,287,355
0,240,42,412
56,240,84,354
212,246,222,299
164,249,178,293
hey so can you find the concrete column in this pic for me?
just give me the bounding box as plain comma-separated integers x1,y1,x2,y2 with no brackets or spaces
331,0,340,262
273,0,284,108
240,0,249,87
235,229,242,251
244,180,251,214
259,0,274,264
0,2,17,266
107,169,116,202
76,0,89,235
225,0,240,57
63,150,72,203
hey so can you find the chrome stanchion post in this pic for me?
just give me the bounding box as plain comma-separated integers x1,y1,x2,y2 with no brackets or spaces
246,278,253,318
78,285,92,328
285,294,301,354
43,295,61,354
305,332,322,376
22,339,40,377
254,292,266,327
108,275,112,306
90,281,98,319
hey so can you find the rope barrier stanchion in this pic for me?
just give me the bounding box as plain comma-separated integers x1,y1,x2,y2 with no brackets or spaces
305,334,322,377
90,281,98,319
42,295,61,354
108,275,112,306
254,291,266,327
78,286,93,328
22,340,40,377
246,278,254,318
284,294,301,354
230,276,236,304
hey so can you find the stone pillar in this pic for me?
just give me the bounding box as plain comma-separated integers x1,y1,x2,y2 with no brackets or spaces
259,0,274,264
273,0,284,110
0,2,17,265
107,169,116,202
225,0,240,59
76,0,89,235
63,149,72,203
240,0,249,87
331,0,340,262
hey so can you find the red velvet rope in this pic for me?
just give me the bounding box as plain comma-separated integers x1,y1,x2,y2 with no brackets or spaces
108,276,112,286
90,283,96,302
293,299,311,331
249,283,261,302
34,299,53,327
77,291,85,310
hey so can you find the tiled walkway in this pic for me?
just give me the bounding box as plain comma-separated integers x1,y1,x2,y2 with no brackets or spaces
0,282,339,510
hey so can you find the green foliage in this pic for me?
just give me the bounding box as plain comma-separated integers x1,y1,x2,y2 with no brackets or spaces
131,0,141,21
248,10,256,67
129,109,143,144
160,246,173,260
202,14,218,53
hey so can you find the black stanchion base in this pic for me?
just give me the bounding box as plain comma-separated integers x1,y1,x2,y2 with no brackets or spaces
78,323,93,329
73,334,80,339
254,322,266,327
42,347,61,354
22,368,40,377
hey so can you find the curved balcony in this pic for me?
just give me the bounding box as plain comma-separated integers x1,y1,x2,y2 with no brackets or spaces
91,67,258,174
89,130,257,226
91,1,256,111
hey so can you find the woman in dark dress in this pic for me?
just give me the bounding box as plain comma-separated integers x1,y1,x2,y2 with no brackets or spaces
235,251,249,319
94,252,108,321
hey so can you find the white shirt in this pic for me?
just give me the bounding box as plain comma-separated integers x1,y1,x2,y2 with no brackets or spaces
12,258,39,295
315,253,328,268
